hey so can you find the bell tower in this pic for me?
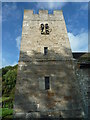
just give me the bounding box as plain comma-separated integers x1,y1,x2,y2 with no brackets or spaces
14,10,83,119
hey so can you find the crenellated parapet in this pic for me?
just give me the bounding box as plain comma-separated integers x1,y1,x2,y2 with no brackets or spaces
24,10,63,21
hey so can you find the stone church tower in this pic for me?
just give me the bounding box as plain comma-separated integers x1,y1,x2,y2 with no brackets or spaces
14,10,84,119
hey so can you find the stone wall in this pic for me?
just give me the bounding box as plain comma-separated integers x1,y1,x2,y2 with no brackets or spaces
75,61,89,119
14,10,84,119
21,10,72,60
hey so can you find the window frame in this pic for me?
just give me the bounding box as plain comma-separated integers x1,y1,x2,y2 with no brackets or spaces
44,47,48,55
45,76,50,90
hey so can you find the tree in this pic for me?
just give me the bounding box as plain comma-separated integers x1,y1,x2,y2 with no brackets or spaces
2,65,17,96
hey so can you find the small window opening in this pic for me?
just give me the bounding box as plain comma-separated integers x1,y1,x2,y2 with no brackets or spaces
44,47,48,55
45,77,50,90
45,24,49,34
41,24,44,34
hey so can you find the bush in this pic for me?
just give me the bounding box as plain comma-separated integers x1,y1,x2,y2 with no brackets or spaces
2,65,17,96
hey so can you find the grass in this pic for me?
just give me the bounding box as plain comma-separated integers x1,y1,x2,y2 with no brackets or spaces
0,97,13,119
0,108,13,118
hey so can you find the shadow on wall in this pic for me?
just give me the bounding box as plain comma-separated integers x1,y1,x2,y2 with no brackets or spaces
14,47,84,118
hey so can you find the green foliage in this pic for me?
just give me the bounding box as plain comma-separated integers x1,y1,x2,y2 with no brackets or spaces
0,97,10,103
2,66,13,76
0,97,13,119
2,64,18,97
1,64,18,119
0,108,13,118
2,65,18,76
5,69,17,86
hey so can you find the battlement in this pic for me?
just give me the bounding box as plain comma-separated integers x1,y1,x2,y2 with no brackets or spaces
24,9,62,15
39,10,48,14
24,10,63,21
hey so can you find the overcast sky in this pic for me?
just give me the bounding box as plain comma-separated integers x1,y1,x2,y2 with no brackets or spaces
1,2,88,68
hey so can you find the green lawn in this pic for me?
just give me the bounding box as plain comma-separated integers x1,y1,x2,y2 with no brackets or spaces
0,108,13,118
0,97,13,119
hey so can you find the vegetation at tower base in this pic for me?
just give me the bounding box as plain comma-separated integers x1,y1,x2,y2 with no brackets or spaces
2,65,17,97
0,64,17,119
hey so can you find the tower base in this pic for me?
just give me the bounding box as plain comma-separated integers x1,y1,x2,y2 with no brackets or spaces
13,110,83,119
